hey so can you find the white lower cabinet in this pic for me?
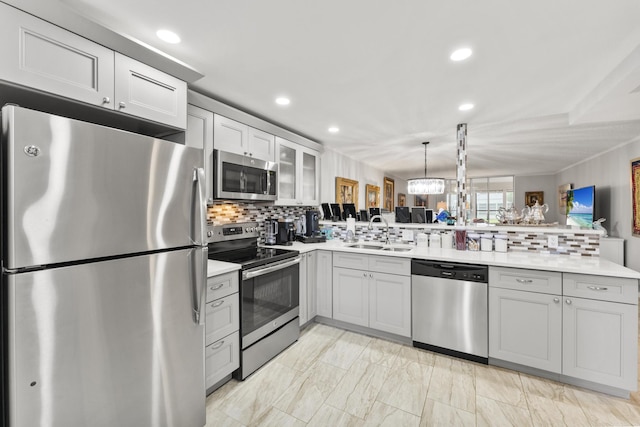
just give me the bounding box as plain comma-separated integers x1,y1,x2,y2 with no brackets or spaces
332,253,411,337
489,267,638,393
205,271,240,391
316,250,333,318
489,287,562,373
333,267,370,327
563,295,637,391
299,251,320,326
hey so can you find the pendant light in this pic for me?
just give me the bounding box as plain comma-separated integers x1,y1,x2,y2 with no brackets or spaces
407,142,445,194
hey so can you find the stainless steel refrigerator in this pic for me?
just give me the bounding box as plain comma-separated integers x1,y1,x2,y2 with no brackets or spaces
0,105,208,427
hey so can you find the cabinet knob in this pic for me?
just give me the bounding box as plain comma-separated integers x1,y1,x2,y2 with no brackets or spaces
565,299,572,305
118,102,126,109
211,340,225,350
553,297,560,303
102,96,111,104
363,273,367,278
212,300,224,307
369,273,373,278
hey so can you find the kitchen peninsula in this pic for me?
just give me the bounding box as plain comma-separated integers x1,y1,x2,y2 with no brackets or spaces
270,232,640,399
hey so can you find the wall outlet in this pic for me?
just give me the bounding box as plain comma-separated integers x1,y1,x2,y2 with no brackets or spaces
548,235,559,249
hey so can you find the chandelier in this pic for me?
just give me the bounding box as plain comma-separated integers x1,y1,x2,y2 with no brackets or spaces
407,141,445,195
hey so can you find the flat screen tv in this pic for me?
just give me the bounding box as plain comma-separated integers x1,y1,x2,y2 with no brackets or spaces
566,185,595,228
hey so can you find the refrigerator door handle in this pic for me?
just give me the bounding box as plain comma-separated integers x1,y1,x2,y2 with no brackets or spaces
190,247,208,325
192,167,207,245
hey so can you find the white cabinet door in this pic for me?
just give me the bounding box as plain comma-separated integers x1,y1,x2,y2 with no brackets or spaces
369,272,411,337
276,138,298,204
307,251,318,320
298,253,308,326
563,296,638,390
333,267,369,327
186,104,214,204
275,137,320,206
489,287,562,373
248,127,275,162
114,53,187,129
300,147,320,206
213,114,248,155
0,2,114,108
316,251,333,318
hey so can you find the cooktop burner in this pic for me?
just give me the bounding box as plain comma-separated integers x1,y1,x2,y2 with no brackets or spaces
206,221,299,270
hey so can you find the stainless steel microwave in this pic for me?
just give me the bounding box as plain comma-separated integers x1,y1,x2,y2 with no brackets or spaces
214,150,277,201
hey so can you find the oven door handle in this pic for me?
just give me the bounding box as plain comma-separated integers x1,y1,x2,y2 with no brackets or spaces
242,256,301,280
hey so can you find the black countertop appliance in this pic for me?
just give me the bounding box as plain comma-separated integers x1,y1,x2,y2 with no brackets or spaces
305,210,320,236
276,220,295,245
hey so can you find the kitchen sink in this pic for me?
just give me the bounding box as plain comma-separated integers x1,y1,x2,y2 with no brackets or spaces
382,246,413,252
346,243,384,250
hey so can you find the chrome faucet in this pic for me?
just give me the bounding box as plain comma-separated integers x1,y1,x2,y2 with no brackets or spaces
368,215,390,244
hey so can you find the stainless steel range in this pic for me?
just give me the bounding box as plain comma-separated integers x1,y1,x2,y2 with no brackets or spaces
207,222,300,379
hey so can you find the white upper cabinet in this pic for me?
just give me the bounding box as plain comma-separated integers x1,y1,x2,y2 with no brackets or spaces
0,3,114,107
0,3,187,129
114,53,187,129
185,104,214,204
214,115,275,162
275,137,320,206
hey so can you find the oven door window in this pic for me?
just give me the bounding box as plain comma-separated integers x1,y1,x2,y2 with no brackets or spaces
221,162,276,196
242,263,299,337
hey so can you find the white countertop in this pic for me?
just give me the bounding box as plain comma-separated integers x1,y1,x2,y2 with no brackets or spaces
279,240,640,279
207,259,241,277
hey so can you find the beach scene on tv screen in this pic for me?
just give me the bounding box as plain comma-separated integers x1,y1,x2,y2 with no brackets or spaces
567,187,594,228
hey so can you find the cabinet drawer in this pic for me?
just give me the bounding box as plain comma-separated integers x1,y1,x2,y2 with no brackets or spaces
563,273,638,304
369,255,410,276
333,252,369,270
205,331,240,389
206,271,239,302
490,267,561,295
205,293,239,345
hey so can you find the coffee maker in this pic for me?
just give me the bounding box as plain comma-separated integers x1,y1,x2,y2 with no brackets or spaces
305,210,320,237
264,219,278,245
276,219,295,246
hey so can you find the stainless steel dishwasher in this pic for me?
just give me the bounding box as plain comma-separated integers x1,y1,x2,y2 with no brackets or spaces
411,259,489,364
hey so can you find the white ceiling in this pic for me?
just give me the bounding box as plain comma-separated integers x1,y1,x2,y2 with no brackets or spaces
45,0,640,179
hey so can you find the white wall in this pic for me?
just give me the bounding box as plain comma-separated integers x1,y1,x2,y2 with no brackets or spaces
514,174,559,224
321,147,405,211
555,138,640,271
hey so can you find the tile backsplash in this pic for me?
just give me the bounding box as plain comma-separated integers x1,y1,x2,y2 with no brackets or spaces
324,223,600,256
207,201,312,225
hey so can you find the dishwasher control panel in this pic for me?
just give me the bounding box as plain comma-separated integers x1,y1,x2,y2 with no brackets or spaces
411,260,488,283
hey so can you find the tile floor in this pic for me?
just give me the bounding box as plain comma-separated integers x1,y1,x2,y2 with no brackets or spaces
206,323,640,426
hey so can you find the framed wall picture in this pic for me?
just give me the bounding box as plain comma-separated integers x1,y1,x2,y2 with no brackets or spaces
383,176,395,211
398,193,406,207
558,183,572,215
414,194,428,207
365,184,380,209
336,177,359,209
525,191,544,207
632,157,640,237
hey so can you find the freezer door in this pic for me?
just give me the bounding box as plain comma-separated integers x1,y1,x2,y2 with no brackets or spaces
6,248,206,427
2,105,206,270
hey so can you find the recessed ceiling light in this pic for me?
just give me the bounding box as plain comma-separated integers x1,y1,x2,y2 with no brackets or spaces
156,29,181,44
450,48,472,61
459,103,474,111
275,97,290,106
328,127,339,133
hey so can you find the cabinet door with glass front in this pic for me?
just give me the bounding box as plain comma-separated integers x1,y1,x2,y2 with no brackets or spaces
275,137,319,206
